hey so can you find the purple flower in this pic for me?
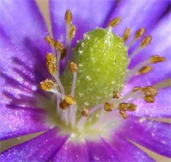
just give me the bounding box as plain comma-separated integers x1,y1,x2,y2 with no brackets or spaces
0,0,171,161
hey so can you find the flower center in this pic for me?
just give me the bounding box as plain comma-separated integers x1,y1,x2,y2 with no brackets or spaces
40,10,168,141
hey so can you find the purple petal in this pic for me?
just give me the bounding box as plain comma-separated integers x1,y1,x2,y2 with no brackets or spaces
118,117,171,157
86,138,119,161
52,140,89,162
50,0,117,42
108,134,155,162
0,128,69,162
112,0,170,36
0,104,50,141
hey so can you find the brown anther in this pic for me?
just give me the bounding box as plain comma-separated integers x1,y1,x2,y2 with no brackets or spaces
65,9,73,25
45,36,55,46
113,91,120,99
109,17,121,28
46,54,57,75
69,62,78,73
54,40,64,52
118,102,129,112
142,86,158,96
151,55,166,64
135,27,146,40
40,79,54,91
104,102,113,112
64,95,76,105
128,103,137,111
119,111,128,119
144,95,155,103
60,48,67,60
132,86,142,92
60,100,69,110
82,109,89,117
139,65,152,74
123,27,131,42
141,36,152,48
69,24,76,40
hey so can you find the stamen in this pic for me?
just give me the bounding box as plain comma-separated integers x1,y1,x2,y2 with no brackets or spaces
144,95,155,103
40,79,54,91
123,27,131,42
113,91,120,99
69,24,77,40
45,36,55,47
60,48,67,60
118,102,129,112
69,62,78,73
104,102,113,112
142,86,158,96
139,65,152,74
135,27,146,40
65,9,73,25
132,86,142,92
46,53,57,75
141,35,152,48
109,17,121,28
151,55,166,63
60,100,70,110
65,95,76,105
119,111,128,119
82,108,89,117
54,40,65,52
127,103,137,111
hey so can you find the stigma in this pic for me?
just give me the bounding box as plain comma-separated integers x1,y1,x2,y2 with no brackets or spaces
40,9,168,138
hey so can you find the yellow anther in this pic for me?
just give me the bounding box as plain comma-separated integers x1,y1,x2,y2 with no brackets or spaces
82,109,89,117
59,100,69,110
69,24,77,40
132,86,142,92
139,65,152,74
119,111,128,119
141,35,152,48
135,27,146,40
69,62,78,73
144,95,155,103
46,53,57,75
113,91,120,99
151,55,166,64
118,102,129,112
123,27,131,42
60,48,67,60
54,41,65,52
64,95,76,105
104,102,113,112
127,103,137,111
142,86,158,96
45,36,55,46
65,9,73,25
109,17,121,28
40,79,54,91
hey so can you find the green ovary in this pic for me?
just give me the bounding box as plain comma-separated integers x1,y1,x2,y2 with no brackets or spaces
62,28,129,111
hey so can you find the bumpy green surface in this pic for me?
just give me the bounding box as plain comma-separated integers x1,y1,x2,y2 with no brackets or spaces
62,28,128,111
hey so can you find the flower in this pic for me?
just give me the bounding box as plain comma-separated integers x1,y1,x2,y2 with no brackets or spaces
0,0,171,162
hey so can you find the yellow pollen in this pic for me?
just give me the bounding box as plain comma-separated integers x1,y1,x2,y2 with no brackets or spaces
141,35,152,48
135,27,146,40
45,36,55,46
123,27,131,42
40,79,54,91
104,102,113,112
65,95,76,105
54,41,65,52
69,24,77,40
69,62,78,73
119,102,129,112
151,55,166,63
65,9,73,25
132,86,142,92
82,109,89,117
119,111,128,119
113,91,120,99
109,17,121,28
139,65,153,74
144,95,155,103
127,103,137,111
46,53,57,75
142,86,158,96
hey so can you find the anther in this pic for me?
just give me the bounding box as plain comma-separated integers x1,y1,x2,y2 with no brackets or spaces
60,48,67,60
69,62,78,73
113,91,120,99
127,103,137,111
142,86,158,96
109,17,121,28
65,9,73,25
119,111,128,119
46,53,57,75
54,41,65,52
64,95,76,105
40,79,54,91
133,86,142,92
82,109,89,117
123,27,131,42
139,65,152,74
59,100,69,110
104,102,113,112
144,95,155,103
141,35,152,48
119,102,129,112
69,24,77,40
151,55,166,64
135,27,146,40
45,36,55,46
